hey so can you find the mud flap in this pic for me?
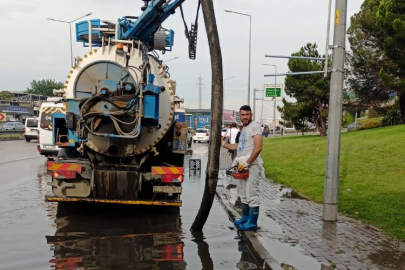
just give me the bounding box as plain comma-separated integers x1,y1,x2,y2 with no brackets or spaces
93,169,139,200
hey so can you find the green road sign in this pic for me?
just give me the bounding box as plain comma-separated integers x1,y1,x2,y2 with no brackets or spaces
265,87,282,98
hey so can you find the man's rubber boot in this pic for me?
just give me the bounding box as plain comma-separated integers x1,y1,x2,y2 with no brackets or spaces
239,206,259,231
234,203,250,228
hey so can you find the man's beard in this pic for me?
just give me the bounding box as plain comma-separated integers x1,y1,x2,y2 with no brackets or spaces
242,118,252,126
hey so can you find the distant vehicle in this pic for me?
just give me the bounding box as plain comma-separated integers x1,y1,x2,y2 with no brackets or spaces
193,128,210,143
348,122,361,131
187,127,193,147
203,125,210,130
1,122,24,131
24,118,39,142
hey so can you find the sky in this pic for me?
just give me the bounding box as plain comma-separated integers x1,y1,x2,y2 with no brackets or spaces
0,0,364,123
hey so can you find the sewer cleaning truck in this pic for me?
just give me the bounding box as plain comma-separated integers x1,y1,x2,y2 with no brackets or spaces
46,0,195,207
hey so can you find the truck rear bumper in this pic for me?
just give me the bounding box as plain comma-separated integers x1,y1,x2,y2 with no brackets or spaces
45,195,182,207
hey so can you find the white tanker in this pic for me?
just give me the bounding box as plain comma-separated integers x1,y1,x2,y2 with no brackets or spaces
46,0,192,206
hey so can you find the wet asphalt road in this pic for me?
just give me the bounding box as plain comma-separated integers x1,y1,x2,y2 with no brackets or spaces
0,140,259,270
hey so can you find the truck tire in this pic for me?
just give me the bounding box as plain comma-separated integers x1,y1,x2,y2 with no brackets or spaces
25,138,31,142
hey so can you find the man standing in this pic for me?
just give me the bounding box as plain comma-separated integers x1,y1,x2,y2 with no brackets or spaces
225,122,240,160
222,105,264,231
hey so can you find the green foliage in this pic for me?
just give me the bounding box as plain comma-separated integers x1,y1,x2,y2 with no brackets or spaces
25,79,63,97
0,91,14,101
381,99,402,126
346,0,391,109
377,0,405,123
343,112,355,127
261,125,405,240
279,43,330,136
357,117,382,130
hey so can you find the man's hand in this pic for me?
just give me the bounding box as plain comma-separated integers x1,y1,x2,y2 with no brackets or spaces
237,162,249,172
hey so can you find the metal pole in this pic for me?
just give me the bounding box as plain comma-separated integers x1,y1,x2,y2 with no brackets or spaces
253,88,256,121
354,112,357,129
69,23,73,67
273,66,277,136
247,15,251,106
323,0,348,221
324,0,332,77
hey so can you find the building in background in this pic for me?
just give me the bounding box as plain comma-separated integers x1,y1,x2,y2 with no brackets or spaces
0,92,48,122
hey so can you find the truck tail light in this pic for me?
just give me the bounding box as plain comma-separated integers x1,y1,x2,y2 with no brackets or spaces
193,133,196,136
23,128,26,133
37,130,40,143
53,170,77,179
161,174,183,183
206,133,209,136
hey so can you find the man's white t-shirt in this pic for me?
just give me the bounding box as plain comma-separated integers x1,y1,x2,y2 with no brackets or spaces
226,127,239,144
237,121,262,158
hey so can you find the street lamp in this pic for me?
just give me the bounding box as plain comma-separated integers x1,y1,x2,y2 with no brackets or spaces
263,64,277,136
223,76,235,123
224,9,251,106
47,12,92,67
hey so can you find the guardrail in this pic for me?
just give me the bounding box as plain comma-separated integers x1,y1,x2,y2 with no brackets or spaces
0,130,24,134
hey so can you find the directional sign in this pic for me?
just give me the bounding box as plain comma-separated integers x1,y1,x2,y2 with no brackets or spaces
0,113,6,122
264,84,283,101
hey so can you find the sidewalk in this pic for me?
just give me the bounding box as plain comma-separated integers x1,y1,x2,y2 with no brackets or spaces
217,148,405,270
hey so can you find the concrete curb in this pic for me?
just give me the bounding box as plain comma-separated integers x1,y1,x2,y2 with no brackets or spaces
215,191,282,270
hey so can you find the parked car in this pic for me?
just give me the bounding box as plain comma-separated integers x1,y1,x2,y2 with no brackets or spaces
24,118,39,142
193,128,210,143
1,121,24,131
347,122,361,131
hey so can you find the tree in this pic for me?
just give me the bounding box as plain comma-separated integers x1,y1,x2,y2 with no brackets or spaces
0,91,14,101
191,0,223,231
278,99,312,135
377,0,405,123
25,79,63,97
280,43,330,136
346,0,392,110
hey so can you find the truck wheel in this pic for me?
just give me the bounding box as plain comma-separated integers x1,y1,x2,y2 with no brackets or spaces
193,140,196,143
25,138,31,142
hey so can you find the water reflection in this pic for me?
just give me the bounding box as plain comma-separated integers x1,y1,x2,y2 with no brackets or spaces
191,231,214,270
46,204,186,269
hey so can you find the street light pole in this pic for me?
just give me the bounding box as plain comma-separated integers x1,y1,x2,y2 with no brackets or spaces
223,76,235,123
263,64,277,135
323,0,348,221
47,12,92,67
224,10,251,106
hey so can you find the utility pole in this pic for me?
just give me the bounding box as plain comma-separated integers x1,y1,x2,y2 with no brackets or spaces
197,75,204,109
323,0,347,221
192,0,223,231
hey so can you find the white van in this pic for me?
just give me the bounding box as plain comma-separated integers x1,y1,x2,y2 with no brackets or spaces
24,118,39,142
37,98,65,157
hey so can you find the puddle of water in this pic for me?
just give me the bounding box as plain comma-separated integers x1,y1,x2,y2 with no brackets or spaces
0,141,260,270
258,237,330,270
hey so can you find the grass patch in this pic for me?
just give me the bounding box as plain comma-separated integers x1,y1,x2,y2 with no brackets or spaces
0,134,23,140
261,125,405,240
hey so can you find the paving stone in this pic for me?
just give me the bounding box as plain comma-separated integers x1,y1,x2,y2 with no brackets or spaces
217,148,405,270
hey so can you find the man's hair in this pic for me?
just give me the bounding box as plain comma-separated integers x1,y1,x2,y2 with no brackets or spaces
239,105,251,112
232,122,237,128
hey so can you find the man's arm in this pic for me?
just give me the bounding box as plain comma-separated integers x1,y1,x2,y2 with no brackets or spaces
223,142,238,151
246,134,262,165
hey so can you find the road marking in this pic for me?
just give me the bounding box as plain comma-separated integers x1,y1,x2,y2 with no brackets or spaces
0,156,41,165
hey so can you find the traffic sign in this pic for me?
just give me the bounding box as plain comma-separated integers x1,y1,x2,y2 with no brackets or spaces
0,113,6,122
265,87,282,98
263,84,283,101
